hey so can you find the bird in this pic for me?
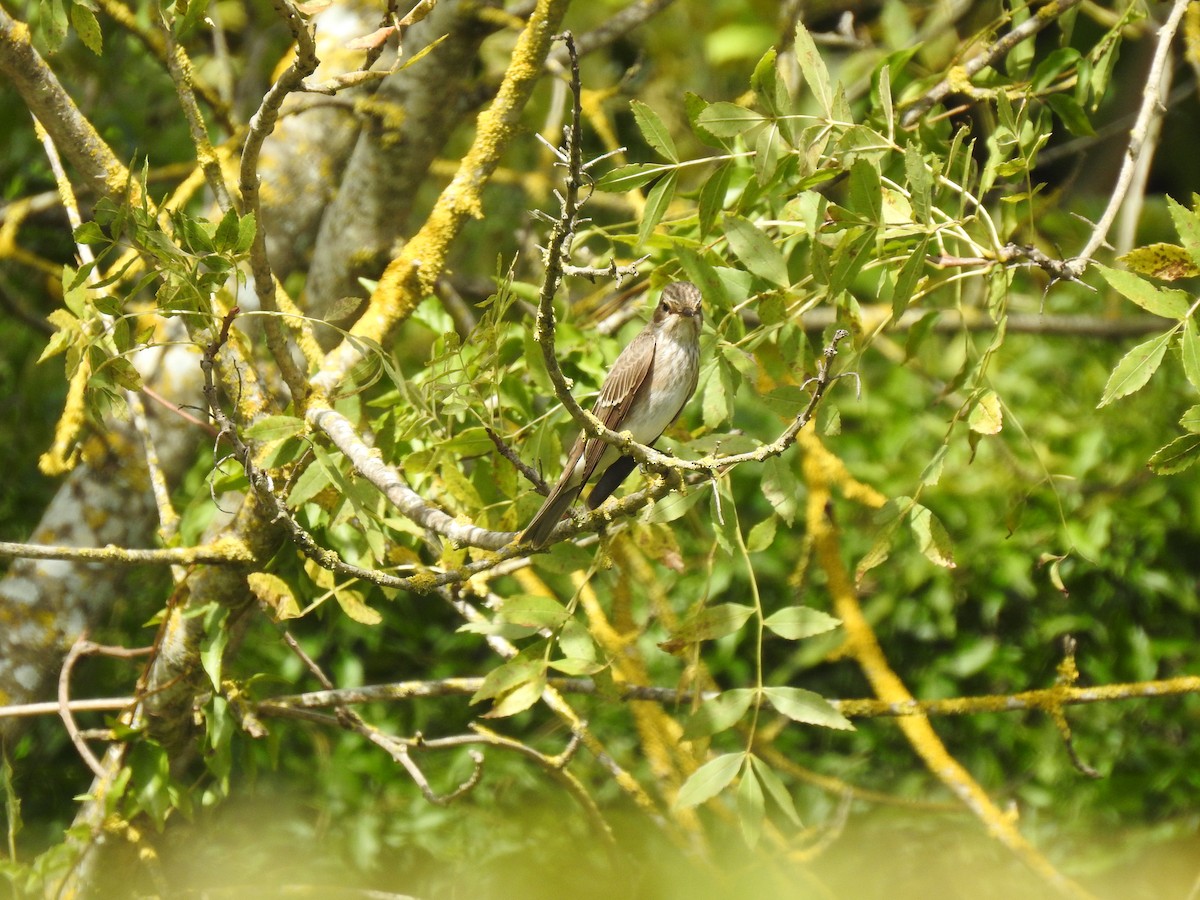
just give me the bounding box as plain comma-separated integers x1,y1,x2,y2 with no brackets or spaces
520,281,703,547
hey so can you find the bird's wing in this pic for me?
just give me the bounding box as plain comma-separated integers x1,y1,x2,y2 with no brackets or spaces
577,330,657,481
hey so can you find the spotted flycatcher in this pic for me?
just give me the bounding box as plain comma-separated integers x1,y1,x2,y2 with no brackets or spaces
520,281,703,547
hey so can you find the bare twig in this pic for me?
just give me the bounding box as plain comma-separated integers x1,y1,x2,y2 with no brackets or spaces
1066,0,1191,277
0,540,249,566
237,0,320,403
58,635,110,780
261,671,1200,720
487,426,549,493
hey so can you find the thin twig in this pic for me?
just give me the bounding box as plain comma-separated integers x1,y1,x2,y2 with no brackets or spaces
58,635,109,780
1066,0,1191,276
237,0,318,403
261,671,1200,719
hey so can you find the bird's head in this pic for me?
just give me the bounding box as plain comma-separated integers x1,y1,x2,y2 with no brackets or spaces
653,281,703,336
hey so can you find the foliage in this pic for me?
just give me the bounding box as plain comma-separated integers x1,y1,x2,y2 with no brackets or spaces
2,1,1200,898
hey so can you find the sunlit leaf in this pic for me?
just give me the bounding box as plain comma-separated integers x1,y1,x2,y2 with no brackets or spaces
696,102,766,137
1148,433,1200,475
723,215,789,287
1095,265,1189,318
247,572,301,620
636,171,677,249
631,100,679,162
737,763,765,847
762,686,853,730
793,20,832,116
968,390,1003,435
909,504,956,569
1097,330,1173,407
658,603,755,654
675,752,745,809
763,606,840,640
683,688,756,739
751,756,802,826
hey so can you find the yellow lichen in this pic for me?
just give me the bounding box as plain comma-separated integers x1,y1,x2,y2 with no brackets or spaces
38,362,88,476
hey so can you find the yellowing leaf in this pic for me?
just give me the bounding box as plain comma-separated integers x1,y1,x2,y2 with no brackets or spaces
1118,243,1200,281
968,390,1003,435
334,588,381,626
247,572,301,620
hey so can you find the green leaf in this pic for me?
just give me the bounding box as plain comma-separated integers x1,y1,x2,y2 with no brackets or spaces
683,688,756,739
214,207,240,251
499,595,570,630
750,756,802,826
761,456,799,526
645,487,706,524
546,657,603,676
636,171,677,249
1031,47,1081,92
440,426,495,457
848,159,882,224
753,121,785,186
236,212,257,253
631,100,679,162
698,160,733,239
557,617,595,661
890,237,928,320
73,221,108,244
659,603,755,653
1166,195,1200,271
737,762,765,847
763,606,841,640
244,415,306,441
471,654,545,704
762,686,853,730
675,752,745,809
200,607,229,690
793,20,832,116
1182,319,1200,391
684,91,723,146
904,144,932,223
532,540,594,574
595,163,671,193
696,102,766,138
909,504,956,569
1180,405,1200,434
745,515,777,553
288,458,331,509
44,0,69,52
1097,330,1173,407
175,0,210,37
485,676,546,718
1045,94,1094,137
1148,433,1200,475
1095,264,1190,318
102,357,143,391
723,215,789,287
751,46,780,116
701,356,736,429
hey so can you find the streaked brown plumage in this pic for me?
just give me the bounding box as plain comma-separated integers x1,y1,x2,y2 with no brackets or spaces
520,281,703,547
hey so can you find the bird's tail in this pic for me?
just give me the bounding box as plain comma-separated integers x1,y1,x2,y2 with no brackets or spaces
519,481,583,548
